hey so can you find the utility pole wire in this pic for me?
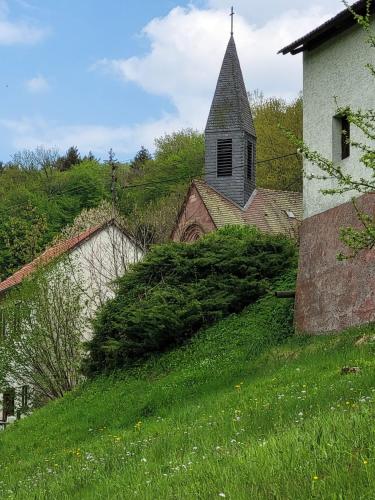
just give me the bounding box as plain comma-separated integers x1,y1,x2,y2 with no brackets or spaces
108,148,118,217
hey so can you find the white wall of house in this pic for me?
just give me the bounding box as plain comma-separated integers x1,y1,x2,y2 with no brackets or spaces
66,224,142,340
0,223,142,423
303,18,375,219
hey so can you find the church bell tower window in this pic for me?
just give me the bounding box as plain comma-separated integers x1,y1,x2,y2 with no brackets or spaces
247,141,254,179
217,139,233,177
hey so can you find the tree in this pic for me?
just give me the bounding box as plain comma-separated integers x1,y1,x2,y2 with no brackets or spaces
11,147,59,172
0,261,85,406
117,129,204,213
125,193,183,250
0,206,48,281
12,147,59,183
290,0,375,257
249,91,303,192
87,225,296,374
56,146,82,172
130,146,152,171
82,151,97,162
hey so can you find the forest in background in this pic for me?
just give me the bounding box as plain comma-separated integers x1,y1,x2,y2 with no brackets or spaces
0,94,302,282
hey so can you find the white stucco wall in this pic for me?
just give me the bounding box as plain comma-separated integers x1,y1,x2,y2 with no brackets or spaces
66,224,142,340
303,19,375,218
0,224,142,422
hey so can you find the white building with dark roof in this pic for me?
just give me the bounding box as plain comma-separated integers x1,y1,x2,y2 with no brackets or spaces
280,0,375,333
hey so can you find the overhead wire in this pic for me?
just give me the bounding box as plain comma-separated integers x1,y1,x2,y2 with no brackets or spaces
119,151,300,191
0,151,302,214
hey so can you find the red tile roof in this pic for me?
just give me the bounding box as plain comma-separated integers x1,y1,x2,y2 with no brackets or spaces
194,180,302,237
0,222,107,296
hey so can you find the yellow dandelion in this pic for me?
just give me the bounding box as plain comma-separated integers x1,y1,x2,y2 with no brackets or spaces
313,476,318,480
135,421,142,431
363,460,368,465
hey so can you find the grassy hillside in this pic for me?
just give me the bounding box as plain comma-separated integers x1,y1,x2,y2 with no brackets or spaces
0,285,374,499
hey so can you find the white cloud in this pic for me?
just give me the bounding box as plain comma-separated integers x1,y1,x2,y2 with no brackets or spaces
206,0,342,23
0,0,48,45
2,3,336,157
0,114,188,158
25,75,49,93
94,4,333,132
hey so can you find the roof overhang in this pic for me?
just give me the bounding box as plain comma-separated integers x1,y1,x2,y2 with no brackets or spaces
279,1,373,55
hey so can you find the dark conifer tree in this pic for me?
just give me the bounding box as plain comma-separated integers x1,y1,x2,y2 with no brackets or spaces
130,146,152,170
57,146,82,171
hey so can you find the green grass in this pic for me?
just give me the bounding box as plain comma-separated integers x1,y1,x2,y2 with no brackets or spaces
0,290,374,499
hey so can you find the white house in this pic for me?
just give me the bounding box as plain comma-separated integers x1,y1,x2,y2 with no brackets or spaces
280,0,375,333
0,219,142,425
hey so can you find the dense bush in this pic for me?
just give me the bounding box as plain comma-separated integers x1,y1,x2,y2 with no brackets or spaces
87,226,297,374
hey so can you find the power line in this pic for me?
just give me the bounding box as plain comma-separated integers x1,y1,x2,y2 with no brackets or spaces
119,151,300,191
0,151,301,214
257,152,299,164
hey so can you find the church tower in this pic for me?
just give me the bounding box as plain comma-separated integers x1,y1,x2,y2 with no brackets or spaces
205,21,256,207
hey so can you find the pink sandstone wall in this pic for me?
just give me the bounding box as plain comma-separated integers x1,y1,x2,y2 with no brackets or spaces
171,185,216,242
295,194,375,333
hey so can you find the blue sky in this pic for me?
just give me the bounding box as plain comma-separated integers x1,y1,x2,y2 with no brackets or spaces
0,0,345,161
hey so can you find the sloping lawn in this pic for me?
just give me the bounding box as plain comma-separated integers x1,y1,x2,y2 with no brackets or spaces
0,290,374,499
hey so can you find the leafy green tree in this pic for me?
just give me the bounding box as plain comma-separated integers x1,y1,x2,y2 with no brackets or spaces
0,206,48,281
0,160,112,280
249,92,303,192
0,261,85,406
118,129,204,214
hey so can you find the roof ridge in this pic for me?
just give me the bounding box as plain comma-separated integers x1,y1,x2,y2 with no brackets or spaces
257,187,302,196
0,219,122,295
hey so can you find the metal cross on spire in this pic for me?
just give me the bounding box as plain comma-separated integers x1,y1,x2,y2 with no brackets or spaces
230,6,235,36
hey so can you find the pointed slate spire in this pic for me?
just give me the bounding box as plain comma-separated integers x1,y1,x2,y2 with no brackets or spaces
205,35,256,136
204,33,257,208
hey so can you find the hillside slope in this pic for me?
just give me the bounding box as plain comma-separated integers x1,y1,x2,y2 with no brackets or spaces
0,288,374,499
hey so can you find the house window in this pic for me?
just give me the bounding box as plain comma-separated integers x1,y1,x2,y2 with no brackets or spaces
247,141,254,179
217,139,232,177
333,115,350,161
341,116,350,159
2,388,15,421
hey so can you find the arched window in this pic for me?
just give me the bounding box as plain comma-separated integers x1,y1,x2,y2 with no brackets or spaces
181,224,204,243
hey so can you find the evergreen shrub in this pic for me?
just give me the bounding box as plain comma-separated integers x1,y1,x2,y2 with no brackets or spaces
87,226,297,374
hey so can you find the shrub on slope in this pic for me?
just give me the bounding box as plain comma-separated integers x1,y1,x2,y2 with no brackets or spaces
87,226,296,374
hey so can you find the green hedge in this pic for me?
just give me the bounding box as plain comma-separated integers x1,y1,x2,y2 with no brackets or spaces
87,226,297,374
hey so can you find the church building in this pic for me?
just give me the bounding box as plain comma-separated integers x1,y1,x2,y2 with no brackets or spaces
172,29,302,243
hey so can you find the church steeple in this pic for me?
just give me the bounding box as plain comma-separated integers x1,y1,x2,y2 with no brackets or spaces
204,29,256,207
